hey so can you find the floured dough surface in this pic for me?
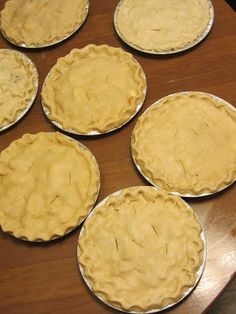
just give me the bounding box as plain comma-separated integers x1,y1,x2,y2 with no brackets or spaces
78,187,204,312
0,0,88,47
41,44,146,134
0,49,38,129
0,132,100,241
132,92,236,195
115,0,211,52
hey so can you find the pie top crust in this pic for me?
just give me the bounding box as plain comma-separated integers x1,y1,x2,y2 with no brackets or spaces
0,49,38,129
41,44,146,134
115,0,211,52
78,186,204,312
131,92,236,196
0,0,88,47
0,132,100,241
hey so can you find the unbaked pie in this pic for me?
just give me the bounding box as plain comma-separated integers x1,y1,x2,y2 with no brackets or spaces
41,44,146,135
114,0,212,53
78,186,204,312
0,132,100,241
0,0,89,47
0,49,38,130
131,92,236,196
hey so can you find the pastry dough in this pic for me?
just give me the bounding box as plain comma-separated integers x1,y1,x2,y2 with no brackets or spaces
41,44,146,134
0,132,100,241
132,92,236,196
0,49,38,129
78,186,204,312
115,0,211,52
0,0,89,47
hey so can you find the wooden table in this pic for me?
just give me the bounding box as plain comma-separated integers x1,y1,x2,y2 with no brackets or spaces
0,1,235,313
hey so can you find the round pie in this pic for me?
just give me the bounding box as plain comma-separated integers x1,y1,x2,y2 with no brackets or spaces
78,186,205,312
41,44,146,135
0,0,89,47
114,0,213,53
0,49,38,131
0,132,100,241
131,92,236,196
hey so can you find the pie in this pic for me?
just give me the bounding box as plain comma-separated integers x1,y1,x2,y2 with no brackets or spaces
0,0,89,47
0,49,38,130
78,186,204,312
41,44,146,134
131,92,236,196
115,0,212,53
0,132,100,241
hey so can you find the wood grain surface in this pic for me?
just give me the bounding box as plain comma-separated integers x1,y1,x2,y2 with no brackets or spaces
0,1,235,313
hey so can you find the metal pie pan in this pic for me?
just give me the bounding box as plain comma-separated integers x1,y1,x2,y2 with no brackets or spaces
0,49,38,132
131,92,236,198
1,133,100,243
114,0,214,55
0,1,89,49
41,59,147,136
77,186,207,313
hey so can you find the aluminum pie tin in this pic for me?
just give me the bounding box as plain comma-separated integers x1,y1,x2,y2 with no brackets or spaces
77,186,207,313
131,92,236,198
0,49,38,132
114,0,214,55
41,59,147,136
0,1,89,49
2,133,100,243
